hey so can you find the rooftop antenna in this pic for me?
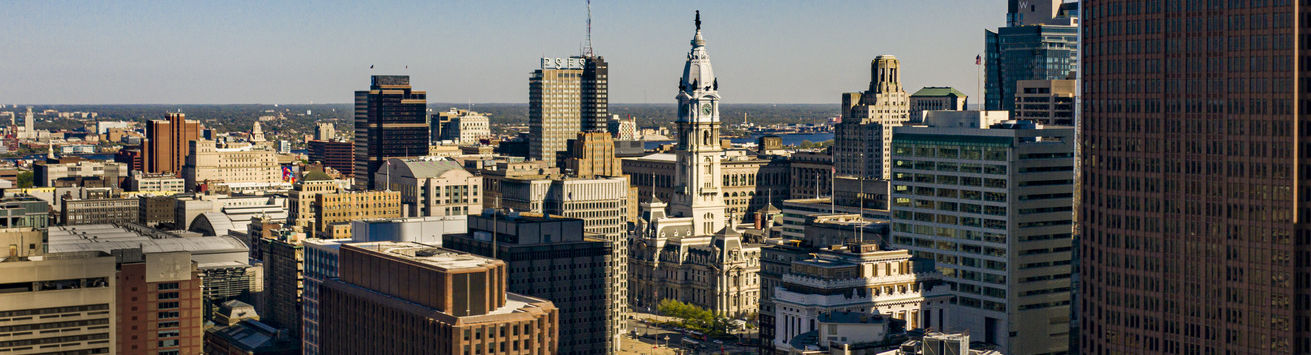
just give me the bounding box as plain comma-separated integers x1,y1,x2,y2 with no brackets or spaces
584,0,594,57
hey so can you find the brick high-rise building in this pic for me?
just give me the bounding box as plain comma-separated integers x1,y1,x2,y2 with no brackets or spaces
146,113,202,175
1080,1,1309,353
308,139,354,177
319,241,559,354
114,250,204,355
353,75,429,190
444,212,618,354
115,146,145,172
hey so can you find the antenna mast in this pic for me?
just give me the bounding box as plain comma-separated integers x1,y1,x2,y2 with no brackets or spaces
584,0,594,57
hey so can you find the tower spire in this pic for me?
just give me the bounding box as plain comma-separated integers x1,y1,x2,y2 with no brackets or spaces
584,0,594,57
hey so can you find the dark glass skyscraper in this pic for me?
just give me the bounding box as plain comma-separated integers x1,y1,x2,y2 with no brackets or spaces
984,2,1079,112
582,55,609,133
1081,1,1308,353
353,75,428,190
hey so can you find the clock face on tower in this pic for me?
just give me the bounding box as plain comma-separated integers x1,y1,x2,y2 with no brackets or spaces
702,103,713,115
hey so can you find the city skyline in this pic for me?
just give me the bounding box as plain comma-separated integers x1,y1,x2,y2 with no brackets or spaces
3,1,1007,105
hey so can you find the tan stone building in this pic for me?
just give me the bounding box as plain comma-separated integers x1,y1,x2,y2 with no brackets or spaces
0,251,118,354
561,131,621,178
182,139,283,191
289,171,345,231
834,55,910,181
432,108,491,145
311,190,402,239
375,158,481,217
319,242,559,354
908,86,967,123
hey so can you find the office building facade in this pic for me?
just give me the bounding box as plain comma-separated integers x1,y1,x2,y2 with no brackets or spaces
307,139,353,177
835,55,911,181
114,250,204,355
0,252,117,354
1013,79,1076,126
909,87,968,123
529,56,607,165
353,75,429,190
146,113,202,175
432,108,491,145
1080,1,1309,353
444,213,618,354
319,242,559,354
376,158,482,217
889,121,1074,354
983,2,1078,112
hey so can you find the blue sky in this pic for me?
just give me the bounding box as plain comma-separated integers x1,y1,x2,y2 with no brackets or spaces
3,1,1006,104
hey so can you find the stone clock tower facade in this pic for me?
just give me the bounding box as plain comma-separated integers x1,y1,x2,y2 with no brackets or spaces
670,11,726,236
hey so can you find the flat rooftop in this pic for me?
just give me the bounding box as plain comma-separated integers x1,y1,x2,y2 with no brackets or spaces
46,224,249,268
350,241,496,271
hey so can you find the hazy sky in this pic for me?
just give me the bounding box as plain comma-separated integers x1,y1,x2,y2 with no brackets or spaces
3,1,1006,105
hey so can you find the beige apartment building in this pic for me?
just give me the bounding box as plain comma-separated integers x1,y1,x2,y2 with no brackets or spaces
311,190,402,239
182,139,282,191
0,251,118,354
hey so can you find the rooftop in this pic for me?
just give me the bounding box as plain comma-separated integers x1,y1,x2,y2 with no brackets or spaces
351,241,496,271
821,311,889,324
911,86,966,98
46,224,249,268
390,158,466,178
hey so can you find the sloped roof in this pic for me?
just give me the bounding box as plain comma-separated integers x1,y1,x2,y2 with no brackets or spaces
302,170,333,181
392,158,468,179
910,86,966,98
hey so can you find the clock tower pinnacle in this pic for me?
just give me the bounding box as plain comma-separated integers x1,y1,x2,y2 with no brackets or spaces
671,11,727,236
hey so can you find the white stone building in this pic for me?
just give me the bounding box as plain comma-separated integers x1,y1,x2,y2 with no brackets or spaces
889,120,1074,354
773,244,952,349
629,15,761,318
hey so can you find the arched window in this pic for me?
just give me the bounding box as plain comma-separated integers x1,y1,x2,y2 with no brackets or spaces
703,130,711,145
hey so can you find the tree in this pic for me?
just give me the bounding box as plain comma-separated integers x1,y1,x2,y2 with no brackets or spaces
16,171,33,188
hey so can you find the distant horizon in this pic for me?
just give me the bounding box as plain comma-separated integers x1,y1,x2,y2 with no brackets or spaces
2,1,1005,105
9,102,841,107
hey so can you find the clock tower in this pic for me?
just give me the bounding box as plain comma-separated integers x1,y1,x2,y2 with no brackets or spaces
670,10,727,236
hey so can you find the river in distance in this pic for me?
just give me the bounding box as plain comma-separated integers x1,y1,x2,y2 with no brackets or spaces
643,132,833,150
